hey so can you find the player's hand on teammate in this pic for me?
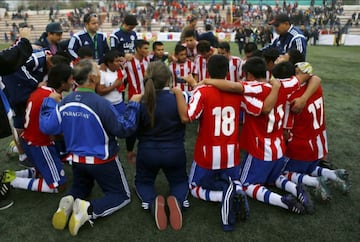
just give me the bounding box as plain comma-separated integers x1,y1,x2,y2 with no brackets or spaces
130,94,143,103
291,96,306,113
171,87,183,95
113,78,123,88
183,74,197,88
269,77,281,89
49,92,62,102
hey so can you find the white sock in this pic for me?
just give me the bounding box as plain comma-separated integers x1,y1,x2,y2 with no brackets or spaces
245,184,288,209
311,167,337,181
190,185,223,202
15,168,37,178
284,172,320,187
11,177,58,193
275,175,298,197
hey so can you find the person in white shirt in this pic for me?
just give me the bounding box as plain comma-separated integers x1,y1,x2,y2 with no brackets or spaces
96,50,127,114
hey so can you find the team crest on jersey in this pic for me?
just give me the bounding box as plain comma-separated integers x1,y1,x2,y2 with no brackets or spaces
137,65,141,70
130,35,135,40
120,38,124,41
84,41,90,45
175,70,180,75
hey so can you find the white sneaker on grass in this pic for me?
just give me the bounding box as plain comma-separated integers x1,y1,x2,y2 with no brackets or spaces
52,195,74,230
68,198,91,236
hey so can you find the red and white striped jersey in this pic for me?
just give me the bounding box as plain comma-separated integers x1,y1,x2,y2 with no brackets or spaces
169,60,194,92
124,56,149,100
187,83,264,170
284,84,328,161
226,56,242,82
183,41,198,61
193,56,210,82
240,77,301,161
22,86,55,146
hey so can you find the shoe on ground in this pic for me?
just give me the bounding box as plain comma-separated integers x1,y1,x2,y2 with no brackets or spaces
314,176,332,201
19,158,35,168
281,194,306,214
233,189,250,221
152,195,167,231
52,195,74,230
0,174,11,199
318,159,337,170
126,151,136,164
296,183,315,214
2,170,16,183
167,196,182,230
68,198,91,236
334,169,351,194
0,199,14,210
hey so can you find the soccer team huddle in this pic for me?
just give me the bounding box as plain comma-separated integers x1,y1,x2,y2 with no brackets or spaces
0,13,351,236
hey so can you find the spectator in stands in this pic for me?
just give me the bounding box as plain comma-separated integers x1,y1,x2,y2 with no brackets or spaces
34,22,64,55
264,13,307,58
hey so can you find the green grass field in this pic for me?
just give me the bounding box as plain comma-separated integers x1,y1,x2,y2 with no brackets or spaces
0,43,359,242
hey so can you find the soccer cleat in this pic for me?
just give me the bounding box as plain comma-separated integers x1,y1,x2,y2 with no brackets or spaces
153,195,167,231
52,195,74,230
0,199,14,211
318,159,337,170
167,196,182,230
281,194,306,214
68,199,91,236
2,170,16,183
314,176,332,201
233,189,250,221
0,174,11,199
334,169,351,194
296,184,315,214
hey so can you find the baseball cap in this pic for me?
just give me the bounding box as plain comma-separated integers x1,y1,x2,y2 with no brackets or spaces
269,13,290,26
124,15,138,26
46,22,63,33
295,62,313,74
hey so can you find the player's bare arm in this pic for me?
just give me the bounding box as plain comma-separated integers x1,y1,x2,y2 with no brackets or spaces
182,74,198,88
96,78,123,95
292,75,321,113
262,78,281,114
203,78,244,93
172,87,190,123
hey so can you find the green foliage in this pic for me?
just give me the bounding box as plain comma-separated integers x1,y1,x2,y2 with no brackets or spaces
0,44,359,242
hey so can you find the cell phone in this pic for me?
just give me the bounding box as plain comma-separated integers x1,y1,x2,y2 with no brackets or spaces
176,77,186,83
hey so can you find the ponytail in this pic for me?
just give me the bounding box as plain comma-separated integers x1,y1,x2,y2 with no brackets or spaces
143,78,156,127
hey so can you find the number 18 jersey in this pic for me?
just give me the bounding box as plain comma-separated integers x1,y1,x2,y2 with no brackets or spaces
187,84,264,170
